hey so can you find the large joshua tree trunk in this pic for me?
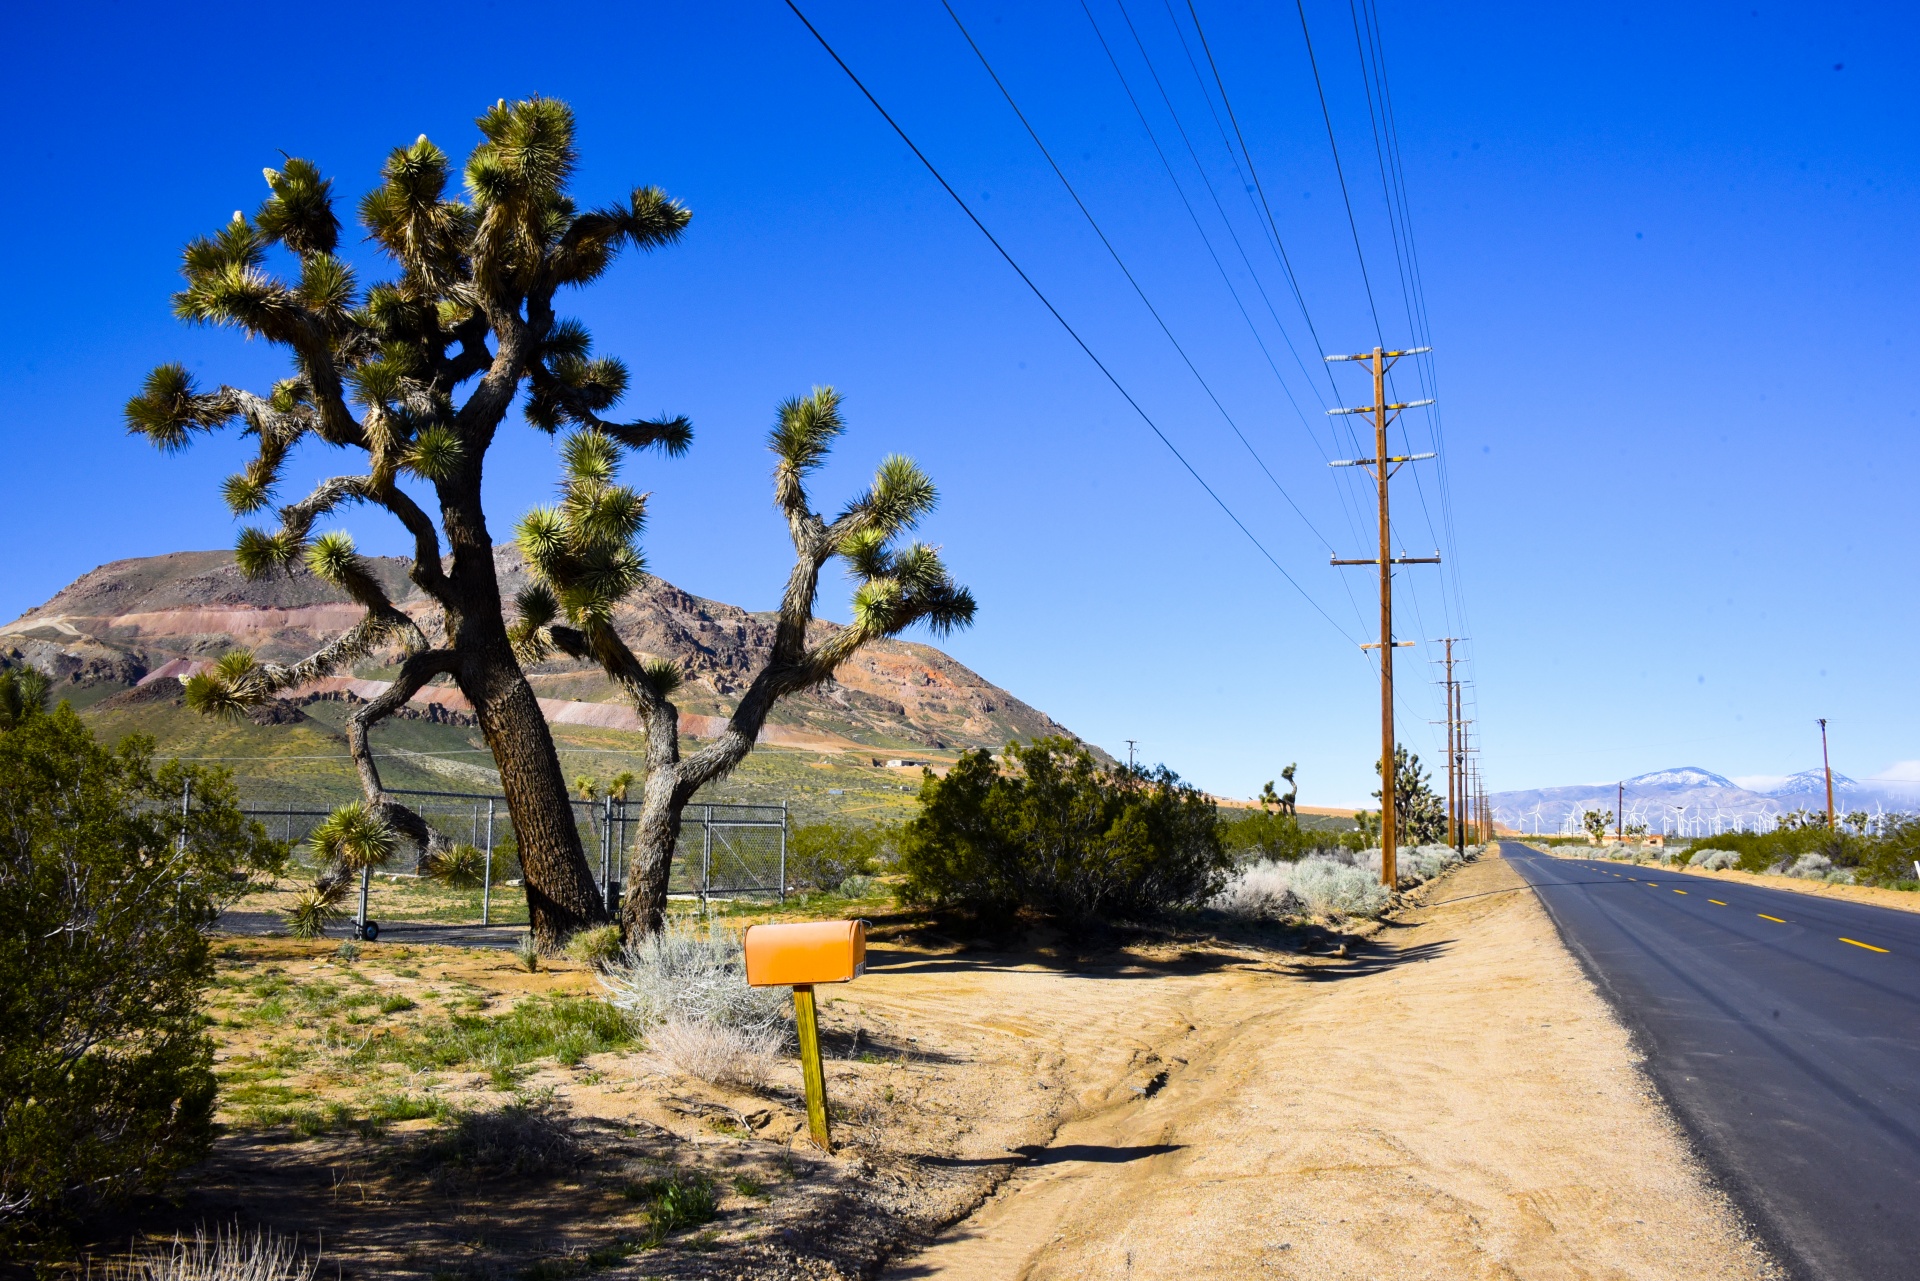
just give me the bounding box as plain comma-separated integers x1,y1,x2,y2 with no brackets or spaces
125,98,695,949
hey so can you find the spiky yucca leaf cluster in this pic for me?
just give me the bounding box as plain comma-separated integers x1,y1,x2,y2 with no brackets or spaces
421,842,487,888
284,875,351,939
771,389,976,646
512,428,653,659
182,651,272,719
309,801,397,874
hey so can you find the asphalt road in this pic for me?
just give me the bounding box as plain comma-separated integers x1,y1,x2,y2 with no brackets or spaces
1501,842,1920,1281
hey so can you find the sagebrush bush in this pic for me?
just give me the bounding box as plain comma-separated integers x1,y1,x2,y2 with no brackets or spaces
645,1017,782,1088
601,919,787,1039
1211,844,1477,922
898,737,1232,928
1689,848,1738,871
1683,814,1920,886
0,705,280,1240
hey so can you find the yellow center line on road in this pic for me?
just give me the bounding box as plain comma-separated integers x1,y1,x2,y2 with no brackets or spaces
1759,914,1787,924
1709,900,1728,906
1840,938,1889,953
1674,889,1687,894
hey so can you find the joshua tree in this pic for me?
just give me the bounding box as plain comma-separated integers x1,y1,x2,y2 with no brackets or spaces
124,97,691,946
1583,808,1613,843
1374,746,1445,846
510,387,974,936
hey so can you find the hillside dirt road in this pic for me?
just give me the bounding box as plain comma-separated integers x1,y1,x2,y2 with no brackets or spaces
881,851,1777,1281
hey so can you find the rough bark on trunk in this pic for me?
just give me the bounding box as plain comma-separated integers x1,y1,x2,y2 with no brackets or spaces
467,650,606,947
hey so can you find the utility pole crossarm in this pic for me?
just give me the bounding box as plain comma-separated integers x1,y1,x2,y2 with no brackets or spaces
1326,347,1431,361
1326,400,1436,416
1328,452,1437,467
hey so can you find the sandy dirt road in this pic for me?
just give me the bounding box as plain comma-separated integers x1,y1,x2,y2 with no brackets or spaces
882,852,1778,1281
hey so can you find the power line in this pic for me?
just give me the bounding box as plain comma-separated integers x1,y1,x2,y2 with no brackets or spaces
1286,0,1384,356
782,0,1359,645
942,0,1340,556
1179,1,1337,386
1094,0,1383,626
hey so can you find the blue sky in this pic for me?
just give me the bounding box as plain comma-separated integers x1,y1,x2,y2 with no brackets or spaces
1,2,1913,806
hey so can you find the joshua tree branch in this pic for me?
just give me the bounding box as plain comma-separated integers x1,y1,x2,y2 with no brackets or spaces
345,648,461,852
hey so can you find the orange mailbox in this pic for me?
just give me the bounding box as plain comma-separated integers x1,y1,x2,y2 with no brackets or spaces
743,920,867,987
742,920,866,1154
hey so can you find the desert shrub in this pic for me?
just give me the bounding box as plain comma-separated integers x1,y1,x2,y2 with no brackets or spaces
601,920,789,1087
644,1017,783,1088
565,924,624,969
602,920,787,1034
0,705,279,1240
513,934,541,972
837,873,878,898
786,822,896,892
897,737,1232,928
1207,844,1474,922
1788,853,1832,879
1292,857,1392,916
1690,848,1738,871
1210,854,1391,919
1208,860,1300,918
1217,810,1358,863
118,1225,318,1281
1685,814,1920,886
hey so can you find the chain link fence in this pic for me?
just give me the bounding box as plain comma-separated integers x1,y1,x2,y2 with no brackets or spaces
243,788,787,929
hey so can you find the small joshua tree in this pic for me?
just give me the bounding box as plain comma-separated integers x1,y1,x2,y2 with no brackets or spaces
124,97,691,946
511,388,975,936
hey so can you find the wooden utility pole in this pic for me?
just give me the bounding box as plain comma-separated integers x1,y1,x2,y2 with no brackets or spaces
1617,781,1625,843
1328,345,1438,887
1818,718,1836,830
1431,638,1464,852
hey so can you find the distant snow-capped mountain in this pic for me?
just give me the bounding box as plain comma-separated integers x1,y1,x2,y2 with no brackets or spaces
1491,764,1919,838
1625,767,1735,790
1763,769,1863,799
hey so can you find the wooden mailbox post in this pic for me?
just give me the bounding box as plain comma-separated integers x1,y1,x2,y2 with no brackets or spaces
744,920,867,1152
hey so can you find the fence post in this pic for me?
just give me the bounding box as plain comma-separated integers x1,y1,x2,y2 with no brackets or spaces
701,807,712,907
482,799,495,926
780,802,788,904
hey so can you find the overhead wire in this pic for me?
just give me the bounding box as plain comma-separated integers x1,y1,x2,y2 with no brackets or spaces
1079,0,1373,635
1095,0,1378,565
1339,0,1478,758
781,0,1362,646
940,0,1343,560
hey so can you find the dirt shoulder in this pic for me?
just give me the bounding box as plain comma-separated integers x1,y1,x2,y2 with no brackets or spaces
881,853,1778,1280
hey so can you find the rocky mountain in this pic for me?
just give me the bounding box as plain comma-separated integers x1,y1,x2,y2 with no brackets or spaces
1491,765,1920,837
1,548,1080,756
